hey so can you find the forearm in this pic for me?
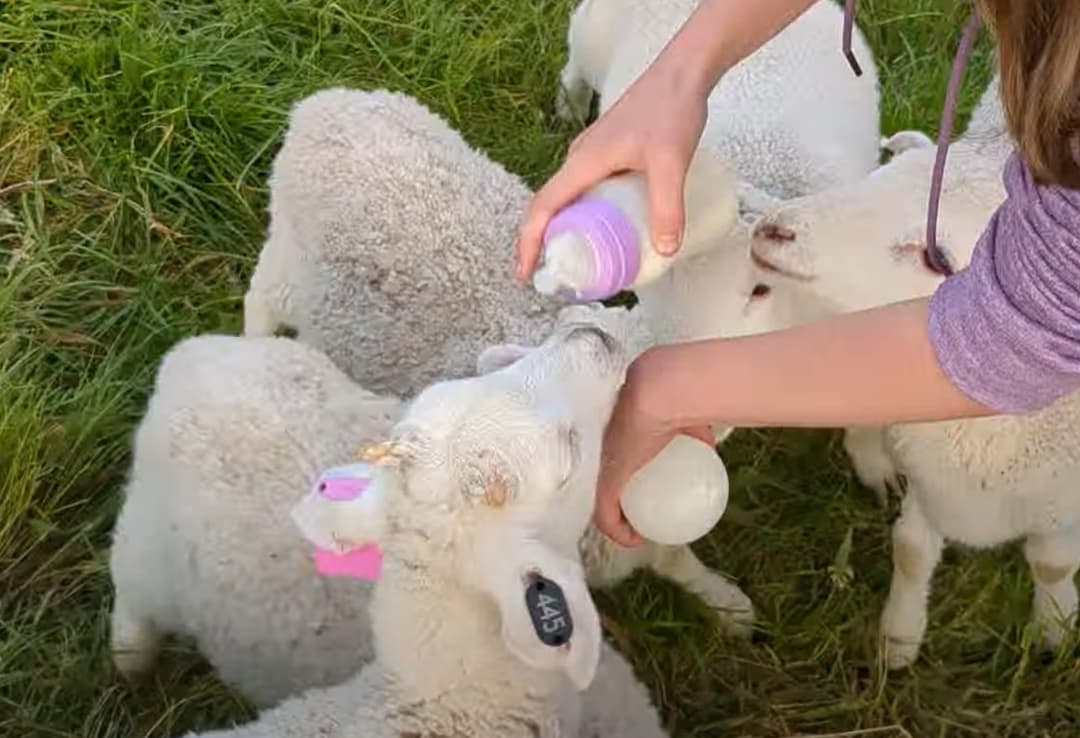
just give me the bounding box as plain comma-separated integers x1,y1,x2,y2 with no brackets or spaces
657,0,821,93
638,298,995,430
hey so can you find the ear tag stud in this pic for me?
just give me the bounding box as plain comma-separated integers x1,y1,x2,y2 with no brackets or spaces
524,573,574,647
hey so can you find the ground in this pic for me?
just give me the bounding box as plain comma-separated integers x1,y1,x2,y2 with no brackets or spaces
1,1,1076,736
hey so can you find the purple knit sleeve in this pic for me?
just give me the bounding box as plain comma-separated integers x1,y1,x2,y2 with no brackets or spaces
927,153,1080,414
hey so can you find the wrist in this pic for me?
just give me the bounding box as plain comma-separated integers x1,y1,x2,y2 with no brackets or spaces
628,343,705,434
649,0,735,97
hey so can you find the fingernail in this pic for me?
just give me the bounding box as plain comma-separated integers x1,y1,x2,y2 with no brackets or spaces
657,235,679,256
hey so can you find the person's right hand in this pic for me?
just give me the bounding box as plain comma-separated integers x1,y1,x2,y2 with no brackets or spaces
514,59,710,282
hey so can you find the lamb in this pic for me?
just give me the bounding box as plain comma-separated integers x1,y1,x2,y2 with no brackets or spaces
113,304,674,737
240,86,755,643
108,333,401,706
241,86,559,400
107,302,730,722
747,73,1080,669
555,0,889,474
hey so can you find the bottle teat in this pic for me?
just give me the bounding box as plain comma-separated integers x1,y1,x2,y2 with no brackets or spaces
533,196,641,301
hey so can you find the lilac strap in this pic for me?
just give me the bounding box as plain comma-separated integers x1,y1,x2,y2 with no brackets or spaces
842,0,862,76
842,2,983,276
924,11,983,276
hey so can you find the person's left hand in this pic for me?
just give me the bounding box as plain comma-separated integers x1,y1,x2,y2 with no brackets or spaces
594,354,714,548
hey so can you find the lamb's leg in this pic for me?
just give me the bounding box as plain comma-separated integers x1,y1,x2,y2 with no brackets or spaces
843,426,903,506
555,48,594,123
879,494,943,669
580,530,753,638
243,227,299,337
648,544,755,639
1024,530,1080,652
110,591,163,678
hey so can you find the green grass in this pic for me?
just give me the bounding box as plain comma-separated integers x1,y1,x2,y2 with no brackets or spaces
1,1,1075,736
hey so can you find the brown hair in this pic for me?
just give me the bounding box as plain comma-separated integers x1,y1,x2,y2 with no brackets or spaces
975,0,1080,188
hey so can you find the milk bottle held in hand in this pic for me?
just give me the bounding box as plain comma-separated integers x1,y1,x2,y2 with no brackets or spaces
620,434,730,546
532,148,738,301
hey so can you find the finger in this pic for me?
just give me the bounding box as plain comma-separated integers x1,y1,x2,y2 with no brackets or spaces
515,141,622,282
644,152,688,256
593,442,646,548
593,488,644,548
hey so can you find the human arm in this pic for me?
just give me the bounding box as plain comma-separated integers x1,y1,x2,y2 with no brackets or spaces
514,0,820,282
593,298,995,547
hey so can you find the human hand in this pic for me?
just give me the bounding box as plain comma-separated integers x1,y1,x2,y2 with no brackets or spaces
515,59,710,282
593,352,715,548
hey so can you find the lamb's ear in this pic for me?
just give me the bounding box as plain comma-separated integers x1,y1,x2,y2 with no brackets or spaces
473,532,602,691
881,130,934,156
476,343,533,375
736,182,783,230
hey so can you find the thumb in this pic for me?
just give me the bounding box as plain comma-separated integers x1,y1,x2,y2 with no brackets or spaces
645,154,688,257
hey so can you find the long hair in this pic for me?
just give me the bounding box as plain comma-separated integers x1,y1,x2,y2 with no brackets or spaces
975,0,1080,188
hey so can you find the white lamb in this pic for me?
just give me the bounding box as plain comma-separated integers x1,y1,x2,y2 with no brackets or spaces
241,86,755,641
116,304,673,738
748,73,1080,669
555,0,891,487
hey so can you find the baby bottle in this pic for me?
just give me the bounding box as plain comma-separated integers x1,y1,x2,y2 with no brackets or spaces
532,147,738,302
620,434,729,546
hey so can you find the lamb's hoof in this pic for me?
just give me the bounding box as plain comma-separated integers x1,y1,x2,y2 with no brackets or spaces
881,635,920,670
110,606,163,680
1034,617,1071,653
555,87,592,124
704,588,756,640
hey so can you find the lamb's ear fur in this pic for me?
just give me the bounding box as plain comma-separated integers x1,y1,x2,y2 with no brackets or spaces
880,129,935,156
736,182,783,230
473,531,602,691
476,344,534,375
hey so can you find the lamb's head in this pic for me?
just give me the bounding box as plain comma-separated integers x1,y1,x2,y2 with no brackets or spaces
358,304,644,689
748,76,1010,315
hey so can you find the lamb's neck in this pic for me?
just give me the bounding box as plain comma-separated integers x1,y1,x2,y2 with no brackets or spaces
369,561,577,738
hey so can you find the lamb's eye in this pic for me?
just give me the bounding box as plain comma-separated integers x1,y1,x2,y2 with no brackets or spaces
922,246,953,276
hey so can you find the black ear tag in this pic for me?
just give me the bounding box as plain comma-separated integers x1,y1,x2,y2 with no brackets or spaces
524,573,573,647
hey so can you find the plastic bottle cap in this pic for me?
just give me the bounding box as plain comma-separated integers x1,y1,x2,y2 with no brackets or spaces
537,195,641,301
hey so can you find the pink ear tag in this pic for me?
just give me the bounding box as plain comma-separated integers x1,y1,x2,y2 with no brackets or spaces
309,462,383,581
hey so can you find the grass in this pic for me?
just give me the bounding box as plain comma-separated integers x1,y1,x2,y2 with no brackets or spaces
1,0,1076,736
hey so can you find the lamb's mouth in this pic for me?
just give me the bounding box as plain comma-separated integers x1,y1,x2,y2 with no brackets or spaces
750,250,814,281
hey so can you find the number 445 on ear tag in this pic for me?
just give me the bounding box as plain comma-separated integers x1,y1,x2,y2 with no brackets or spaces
524,573,573,647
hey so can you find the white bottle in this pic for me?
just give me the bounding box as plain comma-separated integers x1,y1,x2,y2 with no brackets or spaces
620,434,729,546
532,147,738,302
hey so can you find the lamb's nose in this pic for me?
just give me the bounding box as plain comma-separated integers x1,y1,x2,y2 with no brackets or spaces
752,221,797,242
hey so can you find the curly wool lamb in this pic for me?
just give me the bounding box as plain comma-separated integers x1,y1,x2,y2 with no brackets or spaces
748,74,1080,669
242,86,755,644
242,86,560,400
109,334,400,706
117,304,673,737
